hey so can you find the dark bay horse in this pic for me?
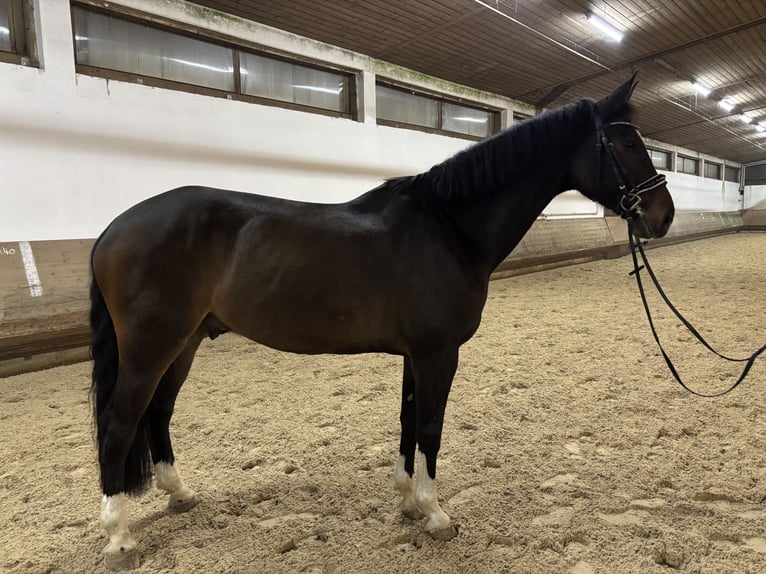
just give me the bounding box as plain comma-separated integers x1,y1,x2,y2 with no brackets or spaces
90,74,674,569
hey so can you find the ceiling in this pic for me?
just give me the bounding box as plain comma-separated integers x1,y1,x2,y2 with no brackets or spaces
193,0,766,164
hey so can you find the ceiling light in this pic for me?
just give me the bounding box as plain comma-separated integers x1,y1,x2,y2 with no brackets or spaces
740,113,753,124
692,81,712,97
587,12,624,42
452,116,488,123
718,98,735,112
756,124,766,133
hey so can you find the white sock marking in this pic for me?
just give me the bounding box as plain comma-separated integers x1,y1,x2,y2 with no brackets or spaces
155,461,183,493
101,494,136,554
414,450,451,532
394,454,418,514
155,461,196,505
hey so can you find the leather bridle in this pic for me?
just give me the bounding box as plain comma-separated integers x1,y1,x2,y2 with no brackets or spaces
590,106,766,397
592,107,667,220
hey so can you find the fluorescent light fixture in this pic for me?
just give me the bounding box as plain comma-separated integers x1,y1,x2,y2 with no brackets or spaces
718,98,735,112
740,113,752,124
167,57,233,74
756,124,766,133
692,81,712,97
292,85,343,95
451,116,488,123
587,12,624,42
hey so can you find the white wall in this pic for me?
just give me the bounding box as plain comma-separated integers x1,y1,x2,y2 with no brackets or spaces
642,137,744,213
0,0,748,242
2,0,495,241
663,172,741,212
744,185,766,209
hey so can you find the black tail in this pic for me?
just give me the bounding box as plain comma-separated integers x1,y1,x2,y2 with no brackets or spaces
90,262,153,495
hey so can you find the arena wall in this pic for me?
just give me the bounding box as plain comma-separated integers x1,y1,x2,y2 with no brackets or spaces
0,0,761,375
744,185,766,210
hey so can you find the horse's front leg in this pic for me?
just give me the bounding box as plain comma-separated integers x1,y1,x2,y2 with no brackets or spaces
411,346,460,540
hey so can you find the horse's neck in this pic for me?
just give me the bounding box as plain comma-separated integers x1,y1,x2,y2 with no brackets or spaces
452,166,571,273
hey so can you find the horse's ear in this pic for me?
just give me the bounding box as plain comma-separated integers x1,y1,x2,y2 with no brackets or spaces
597,71,638,121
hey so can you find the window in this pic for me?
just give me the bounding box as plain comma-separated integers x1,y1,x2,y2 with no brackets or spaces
649,148,671,170
676,155,699,175
240,52,347,113
0,0,34,64
0,2,10,53
442,101,494,139
376,83,497,140
724,165,740,183
377,84,440,130
71,5,353,117
744,163,766,185
73,8,235,91
703,161,722,180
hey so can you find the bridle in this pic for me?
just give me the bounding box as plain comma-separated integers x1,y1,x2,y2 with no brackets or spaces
590,106,765,397
591,106,666,220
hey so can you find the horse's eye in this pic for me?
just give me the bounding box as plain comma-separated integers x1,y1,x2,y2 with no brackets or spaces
623,140,636,149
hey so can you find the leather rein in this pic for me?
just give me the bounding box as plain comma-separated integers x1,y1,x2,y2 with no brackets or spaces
593,107,765,397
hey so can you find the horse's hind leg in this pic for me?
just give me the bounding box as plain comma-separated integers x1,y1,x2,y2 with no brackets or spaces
394,357,424,520
149,329,206,513
97,324,201,570
99,358,176,570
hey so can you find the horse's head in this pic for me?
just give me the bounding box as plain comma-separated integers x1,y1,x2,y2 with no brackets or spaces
570,73,675,239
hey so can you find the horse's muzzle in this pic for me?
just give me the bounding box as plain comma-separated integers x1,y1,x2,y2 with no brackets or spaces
631,204,674,239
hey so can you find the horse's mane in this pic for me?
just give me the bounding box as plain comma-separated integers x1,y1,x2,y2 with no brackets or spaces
383,98,597,201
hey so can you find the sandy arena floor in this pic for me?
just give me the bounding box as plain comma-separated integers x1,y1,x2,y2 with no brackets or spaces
1,232,765,574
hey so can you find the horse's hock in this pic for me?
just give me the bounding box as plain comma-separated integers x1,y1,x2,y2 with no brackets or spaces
0,212,757,377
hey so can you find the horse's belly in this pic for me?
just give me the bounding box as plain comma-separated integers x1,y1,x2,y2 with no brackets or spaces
214,296,400,356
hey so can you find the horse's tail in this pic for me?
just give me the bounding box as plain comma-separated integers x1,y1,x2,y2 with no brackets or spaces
90,248,153,495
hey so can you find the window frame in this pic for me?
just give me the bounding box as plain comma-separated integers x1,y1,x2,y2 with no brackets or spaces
724,165,740,183
375,80,500,141
648,147,671,171
0,0,35,66
70,1,357,120
676,154,700,176
703,161,722,180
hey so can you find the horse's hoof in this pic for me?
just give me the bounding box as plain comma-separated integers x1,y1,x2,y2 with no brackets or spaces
103,549,140,571
402,507,425,520
169,494,199,513
428,524,459,541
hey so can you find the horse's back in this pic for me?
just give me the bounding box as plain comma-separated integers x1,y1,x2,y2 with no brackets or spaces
91,184,487,356
90,186,397,351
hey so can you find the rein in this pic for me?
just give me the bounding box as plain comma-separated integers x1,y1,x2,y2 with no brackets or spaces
591,104,764,396
626,226,766,397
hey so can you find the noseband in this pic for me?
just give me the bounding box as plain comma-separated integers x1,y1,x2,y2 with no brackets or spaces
592,107,666,219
